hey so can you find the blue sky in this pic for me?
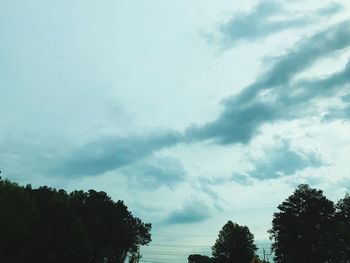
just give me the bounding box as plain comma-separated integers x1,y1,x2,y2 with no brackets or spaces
1,0,350,262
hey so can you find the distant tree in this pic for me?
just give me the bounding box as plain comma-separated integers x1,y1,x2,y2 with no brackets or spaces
212,220,257,263
0,179,36,262
268,184,335,263
188,254,213,263
333,194,350,262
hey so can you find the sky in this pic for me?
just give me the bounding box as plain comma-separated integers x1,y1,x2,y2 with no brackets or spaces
1,0,350,262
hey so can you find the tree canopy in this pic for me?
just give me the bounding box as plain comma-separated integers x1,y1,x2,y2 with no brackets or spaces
188,221,257,263
0,177,151,263
212,221,257,263
269,184,336,263
332,194,350,262
188,254,213,263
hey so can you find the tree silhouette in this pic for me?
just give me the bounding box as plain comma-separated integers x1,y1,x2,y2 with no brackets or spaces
0,179,36,262
268,184,335,263
188,254,213,263
29,186,91,263
0,178,151,263
333,194,350,262
212,220,257,263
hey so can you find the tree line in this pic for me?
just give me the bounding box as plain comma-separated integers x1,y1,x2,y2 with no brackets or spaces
2,176,350,263
0,177,151,263
188,184,350,263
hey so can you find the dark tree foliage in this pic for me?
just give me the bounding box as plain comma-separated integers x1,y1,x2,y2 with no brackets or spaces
333,194,350,262
0,179,36,262
188,254,214,263
268,184,335,263
212,220,257,263
69,190,151,263
0,177,151,263
29,186,91,263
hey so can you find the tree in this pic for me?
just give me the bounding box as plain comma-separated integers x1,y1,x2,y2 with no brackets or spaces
69,189,151,263
333,194,350,262
29,186,91,263
268,184,335,263
0,178,151,263
212,221,257,263
188,254,213,263
0,178,36,262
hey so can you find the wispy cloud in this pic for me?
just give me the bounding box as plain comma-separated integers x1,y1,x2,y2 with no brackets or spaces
54,131,183,177
317,2,344,16
207,1,344,48
186,20,350,145
247,140,323,179
165,199,212,224
120,156,186,189
4,18,349,182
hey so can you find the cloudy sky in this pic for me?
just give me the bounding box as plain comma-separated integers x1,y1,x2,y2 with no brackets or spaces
1,0,350,261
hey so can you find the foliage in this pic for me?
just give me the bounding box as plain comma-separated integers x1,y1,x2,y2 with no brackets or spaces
0,177,151,263
188,254,213,263
212,220,257,263
333,194,350,262
268,184,335,263
0,178,36,262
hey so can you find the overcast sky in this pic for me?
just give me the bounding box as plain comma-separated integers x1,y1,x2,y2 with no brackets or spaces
1,0,350,262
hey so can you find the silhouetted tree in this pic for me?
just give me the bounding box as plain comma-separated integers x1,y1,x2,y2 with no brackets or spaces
29,186,91,263
128,247,142,263
69,189,151,263
332,194,350,262
188,254,213,263
268,184,335,263
212,220,257,263
0,178,151,263
0,179,36,262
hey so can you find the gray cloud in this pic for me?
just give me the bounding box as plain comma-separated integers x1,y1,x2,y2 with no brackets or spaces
230,173,253,185
317,2,344,16
194,178,227,211
165,200,211,224
232,20,350,104
196,180,220,202
186,21,350,145
342,93,350,103
211,1,343,48
282,61,350,104
0,135,64,183
54,131,183,177
3,15,349,185
247,141,323,179
186,102,277,144
120,157,186,189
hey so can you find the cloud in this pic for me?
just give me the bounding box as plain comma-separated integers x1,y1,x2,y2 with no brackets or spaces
194,178,227,211
120,156,186,189
0,135,63,183
284,61,350,103
165,199,212,224
317,2,344,16
209,1,343,48
186,20,350,145
54,130,183,177
1,130,187,188
186,102,277,144
246,140,324,180
230,173,253,185
343,93,350,103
